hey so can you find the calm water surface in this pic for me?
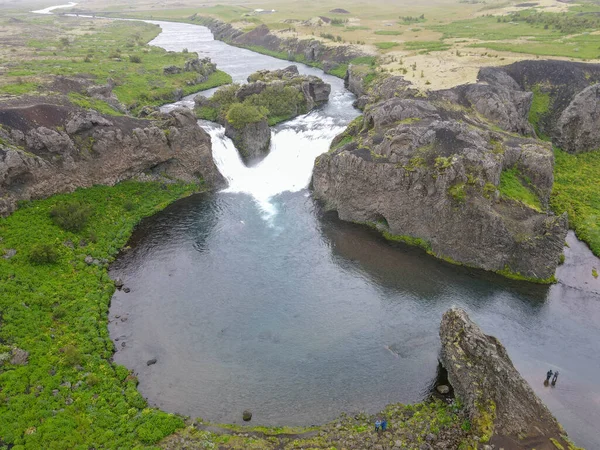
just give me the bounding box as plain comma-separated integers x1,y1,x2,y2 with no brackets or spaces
102,20,600,448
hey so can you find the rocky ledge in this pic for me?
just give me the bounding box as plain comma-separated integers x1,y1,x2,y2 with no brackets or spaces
312,71,568,282
0,103,224,216
440,307,576,449
482,60,600,153
195,65,330,164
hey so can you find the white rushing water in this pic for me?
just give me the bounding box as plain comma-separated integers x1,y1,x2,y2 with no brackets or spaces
206,114,346,220
32,2,77,14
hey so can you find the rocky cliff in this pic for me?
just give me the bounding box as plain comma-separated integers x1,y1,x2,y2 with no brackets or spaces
0,103,224,216
190,17,368,76
440,308,575,449
482,61,600,153
312,72,568,282
196,65,331,164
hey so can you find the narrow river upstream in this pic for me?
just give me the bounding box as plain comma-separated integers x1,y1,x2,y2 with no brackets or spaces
83,19,600,448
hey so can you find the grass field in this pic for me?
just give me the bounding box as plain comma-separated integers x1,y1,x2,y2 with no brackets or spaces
0,15,231,112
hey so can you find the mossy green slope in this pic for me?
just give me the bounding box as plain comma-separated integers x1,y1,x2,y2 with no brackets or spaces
0,182,204,449
552,148,600,257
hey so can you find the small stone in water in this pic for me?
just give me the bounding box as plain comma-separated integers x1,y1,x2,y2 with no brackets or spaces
147,358,157,366
242,410,252,421
436,385,450,394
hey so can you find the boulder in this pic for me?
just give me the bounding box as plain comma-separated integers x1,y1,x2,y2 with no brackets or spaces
224,119,271,163
163,65,181,75
147,358,157,366
556,83,600,153
439,308,571,446
436,385,449,395
65,111,113,135
242,410,252,421
10,347,29,365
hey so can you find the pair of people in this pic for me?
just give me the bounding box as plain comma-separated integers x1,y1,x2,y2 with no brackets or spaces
545,369,559,385
374,418,387,432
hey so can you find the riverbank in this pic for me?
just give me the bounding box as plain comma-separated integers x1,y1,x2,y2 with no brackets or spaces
0,182,202,447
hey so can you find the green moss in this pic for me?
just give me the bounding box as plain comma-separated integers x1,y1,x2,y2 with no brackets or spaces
328,63,348,78
496,266,557,284
499,167,543,211
68,93,123,116
528,85,551,139
330,134,354,151
0,82,39,95
448,182,466,203
381,230,432,252
551,148,600,257
0,181,202,448
551,438,566,450
593,268,598,278
473,399,496,443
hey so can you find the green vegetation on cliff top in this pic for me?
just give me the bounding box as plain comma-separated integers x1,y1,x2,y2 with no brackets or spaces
0,182,204,448
197,79,308,127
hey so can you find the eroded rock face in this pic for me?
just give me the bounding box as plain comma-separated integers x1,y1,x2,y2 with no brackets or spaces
481,61,600,153
556,83,600,153
224,119,271,163
313,75,567,280
439,308,571,447
0,104,225,216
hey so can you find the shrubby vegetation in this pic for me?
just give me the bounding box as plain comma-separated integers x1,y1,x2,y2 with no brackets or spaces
197,79,308,127
0,182,203,448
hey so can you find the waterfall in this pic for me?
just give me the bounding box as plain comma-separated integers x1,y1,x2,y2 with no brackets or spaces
206,112,347,220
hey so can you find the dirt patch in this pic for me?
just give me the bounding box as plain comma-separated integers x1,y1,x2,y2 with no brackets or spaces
0,103,72,131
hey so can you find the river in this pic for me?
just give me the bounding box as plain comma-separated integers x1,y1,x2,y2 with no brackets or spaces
48,17,598,448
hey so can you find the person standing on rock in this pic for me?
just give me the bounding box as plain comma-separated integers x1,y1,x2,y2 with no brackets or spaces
381,419,387,431
374,419,381,432
551,371,559,386
545,369,553,384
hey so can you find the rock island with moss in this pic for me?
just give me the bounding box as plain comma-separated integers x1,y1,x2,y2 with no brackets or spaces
195,65,331,164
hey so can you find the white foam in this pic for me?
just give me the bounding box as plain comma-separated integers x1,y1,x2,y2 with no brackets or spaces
208,112,345,221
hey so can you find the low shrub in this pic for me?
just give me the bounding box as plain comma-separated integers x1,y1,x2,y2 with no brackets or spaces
50,200,93,233
29,243,59,264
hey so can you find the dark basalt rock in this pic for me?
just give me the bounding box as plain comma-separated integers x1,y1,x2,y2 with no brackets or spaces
313,72,567,281
0,104,225,216
242,410,252,421
481,60,600,153
439,308,572,447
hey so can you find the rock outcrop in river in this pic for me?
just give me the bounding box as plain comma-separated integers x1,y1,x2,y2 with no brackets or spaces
0,103,224,216
195,65,330,164
482,60,600,153
440,308,575,448
313,71,568,282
